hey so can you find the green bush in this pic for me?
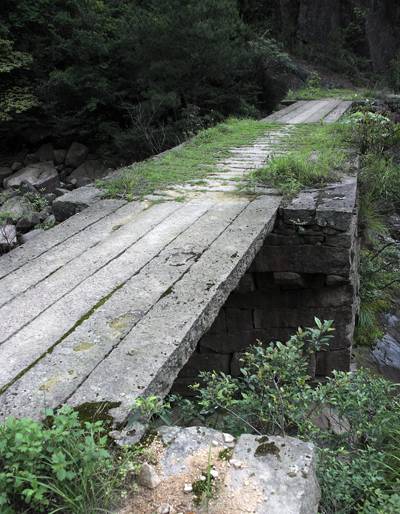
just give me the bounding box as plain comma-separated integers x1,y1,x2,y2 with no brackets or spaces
345,110,400,155
151,318,400,514
0,406,131,513
359,154,400,212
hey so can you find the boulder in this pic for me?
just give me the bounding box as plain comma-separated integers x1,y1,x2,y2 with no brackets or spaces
0,196,40,232
11,162,23,172
24,153,40,166
20,228,45,244
54,149,67,165
68,159,108,184
1,196,35,221
52,186,102,221
372,334,400,382
0,224,17,251
0,167,13,186
142,426,321,514
65,142,89,168
54,187,70,197
35,143,54,162
4,162,60,193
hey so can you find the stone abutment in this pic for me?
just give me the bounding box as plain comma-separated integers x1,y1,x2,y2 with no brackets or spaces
173,176,359,393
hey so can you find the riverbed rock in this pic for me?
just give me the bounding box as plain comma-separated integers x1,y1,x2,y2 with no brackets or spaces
35,143,54,162
54,149,67,165
0,196,36,222
65,142,89,168
0,167,13,185
11,162,23,172
4,162,60,193
68,159,108,184
372,333,400,382
52,186,102,221
147,426,320,514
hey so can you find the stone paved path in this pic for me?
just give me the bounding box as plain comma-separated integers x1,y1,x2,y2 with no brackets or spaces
0,99,351,425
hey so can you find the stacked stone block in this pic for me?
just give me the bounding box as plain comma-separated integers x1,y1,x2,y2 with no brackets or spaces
172,177,359,393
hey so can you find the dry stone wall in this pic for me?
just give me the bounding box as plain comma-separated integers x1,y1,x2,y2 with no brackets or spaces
173,176,359,393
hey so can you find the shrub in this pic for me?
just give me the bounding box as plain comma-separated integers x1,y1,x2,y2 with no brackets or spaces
0,406,133,513
356,244,400,347
151,319,400,514
345,110,400,155
167,319,334,437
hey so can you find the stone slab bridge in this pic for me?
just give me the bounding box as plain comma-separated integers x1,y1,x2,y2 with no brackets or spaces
0,99,358,428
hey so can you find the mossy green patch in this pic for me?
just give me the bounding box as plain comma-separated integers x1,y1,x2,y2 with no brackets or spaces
109,314,131,332
99,118,279,200
73,341,95,352
254,441,281,459
285,87,374,102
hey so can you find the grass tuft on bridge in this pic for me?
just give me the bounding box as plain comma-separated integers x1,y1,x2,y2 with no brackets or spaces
99,118,278,200
251,122,351,196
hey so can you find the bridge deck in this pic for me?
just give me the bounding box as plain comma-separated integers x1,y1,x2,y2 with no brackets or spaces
0,99,351,425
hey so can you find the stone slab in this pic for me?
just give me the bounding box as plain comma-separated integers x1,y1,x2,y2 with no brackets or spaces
324,101,353,123
0,201,182,344
316,176,358,231
262,101,307,121
0,200,213,393
0,201,147,307
0,199,248,419
67,195,281,425
287,100,334,124
0,199,126,278
301,99,342,123
52,186,103,221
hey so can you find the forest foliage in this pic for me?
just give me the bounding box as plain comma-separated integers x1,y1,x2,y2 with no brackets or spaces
0,0,291,160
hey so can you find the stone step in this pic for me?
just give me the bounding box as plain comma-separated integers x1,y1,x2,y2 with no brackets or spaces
67,194,281,425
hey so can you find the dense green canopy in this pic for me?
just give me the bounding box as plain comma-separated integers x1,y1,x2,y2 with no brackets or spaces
0,0,289,159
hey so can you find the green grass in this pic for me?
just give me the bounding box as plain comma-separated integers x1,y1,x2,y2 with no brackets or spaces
250,122,350,196
285,87,374,102
100,118,278,200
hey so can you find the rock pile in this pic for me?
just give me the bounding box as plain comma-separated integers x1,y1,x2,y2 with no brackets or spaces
0,142,110,252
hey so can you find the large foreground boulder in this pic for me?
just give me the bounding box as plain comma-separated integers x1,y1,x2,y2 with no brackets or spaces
123,426,320,514
4,162,60,193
